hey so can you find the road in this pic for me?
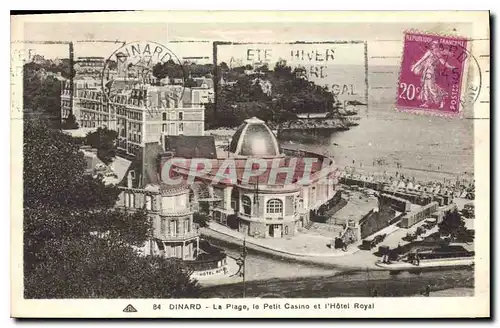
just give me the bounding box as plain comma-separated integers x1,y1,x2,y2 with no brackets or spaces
200,237,474,298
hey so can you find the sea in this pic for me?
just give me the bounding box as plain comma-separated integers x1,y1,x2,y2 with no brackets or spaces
281,108,474,177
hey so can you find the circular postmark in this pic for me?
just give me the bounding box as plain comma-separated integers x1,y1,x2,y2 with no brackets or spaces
101,41,186,116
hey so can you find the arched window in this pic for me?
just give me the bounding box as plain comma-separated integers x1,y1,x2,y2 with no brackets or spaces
266,199,283,214
242,195,252,215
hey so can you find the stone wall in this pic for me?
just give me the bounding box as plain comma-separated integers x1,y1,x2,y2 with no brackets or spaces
400,202,439,228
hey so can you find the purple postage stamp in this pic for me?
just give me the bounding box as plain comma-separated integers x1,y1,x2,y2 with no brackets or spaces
396,31,470,115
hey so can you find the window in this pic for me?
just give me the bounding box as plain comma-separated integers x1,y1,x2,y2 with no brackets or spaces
179,123,184,134
170,221,176,236
160,217,166,234
124,193,129,207
184,219,189,233
130,170,136,179
124,192,135,208
129,193,135,208
145,195,152,211
162,112,167,121
284,226,289,235
242,196,252,215
266,199,283,214
178,112,184,120
162,123,166,132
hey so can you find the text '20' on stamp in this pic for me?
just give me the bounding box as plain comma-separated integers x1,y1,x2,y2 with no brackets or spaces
396,32,470,116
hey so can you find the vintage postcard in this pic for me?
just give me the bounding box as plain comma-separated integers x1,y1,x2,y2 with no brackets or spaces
10,11,490,318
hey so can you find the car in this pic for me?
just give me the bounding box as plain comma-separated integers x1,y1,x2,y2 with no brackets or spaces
403,232,417,242
462,203,475,218
373,233,387,244
361,239,375,250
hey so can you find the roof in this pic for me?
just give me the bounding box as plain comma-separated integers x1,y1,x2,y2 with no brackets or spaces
167,157,334,187
228,117,281,157
194,78,214,89
110,156,132,183
144,181,189,196
164,136,217,159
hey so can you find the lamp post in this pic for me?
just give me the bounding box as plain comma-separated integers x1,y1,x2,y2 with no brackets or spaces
236,238,247,298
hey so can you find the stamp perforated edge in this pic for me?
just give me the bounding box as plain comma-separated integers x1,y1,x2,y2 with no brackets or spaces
394,28,475,119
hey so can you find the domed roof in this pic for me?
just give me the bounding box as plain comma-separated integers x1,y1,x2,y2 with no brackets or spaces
228,117,281,157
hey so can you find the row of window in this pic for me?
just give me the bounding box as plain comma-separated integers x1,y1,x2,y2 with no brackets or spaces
241,197,283,216
162,123,184,133
79,101,108,113
123,193,153,210
127,143,140,155
156,241,193,258
128,133,142,144
78,90,102,101
160,217,192,236
162,112,184,121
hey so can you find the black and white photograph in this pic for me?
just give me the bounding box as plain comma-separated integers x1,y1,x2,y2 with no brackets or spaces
10,11,490,318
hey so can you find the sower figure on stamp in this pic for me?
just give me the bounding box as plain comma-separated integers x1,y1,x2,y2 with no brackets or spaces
411,41,456,109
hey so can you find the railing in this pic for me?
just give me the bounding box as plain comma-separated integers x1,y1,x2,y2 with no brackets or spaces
156,229,200,242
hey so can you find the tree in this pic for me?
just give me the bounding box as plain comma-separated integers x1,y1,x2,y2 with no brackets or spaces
206,60,339,129
193,212,210,228
152,60,185,84
23,64,62,128
23,119,200,298
85,127,118,165
219,62,229,71
62,113,79,130
438,209,467,241
152,62,168,81
184,78,198,88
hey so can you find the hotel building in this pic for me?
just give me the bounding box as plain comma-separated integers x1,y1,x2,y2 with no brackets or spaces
61,67,213,157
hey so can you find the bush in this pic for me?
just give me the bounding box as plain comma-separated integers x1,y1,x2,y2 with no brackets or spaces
193,212,210,228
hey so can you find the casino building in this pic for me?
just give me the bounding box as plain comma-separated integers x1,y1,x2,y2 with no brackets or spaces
115,116,338,247
169,117,340,239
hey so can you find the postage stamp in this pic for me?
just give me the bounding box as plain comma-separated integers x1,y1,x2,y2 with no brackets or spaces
10,11,490,319
396,31,470,115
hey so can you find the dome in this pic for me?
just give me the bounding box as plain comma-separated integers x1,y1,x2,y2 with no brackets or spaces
228,117,281,157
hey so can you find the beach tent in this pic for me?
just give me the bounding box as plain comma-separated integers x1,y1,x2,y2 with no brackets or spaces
407,182,414,190
398,181,406,189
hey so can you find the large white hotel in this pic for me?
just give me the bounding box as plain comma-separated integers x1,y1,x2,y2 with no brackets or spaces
61,56,214,156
